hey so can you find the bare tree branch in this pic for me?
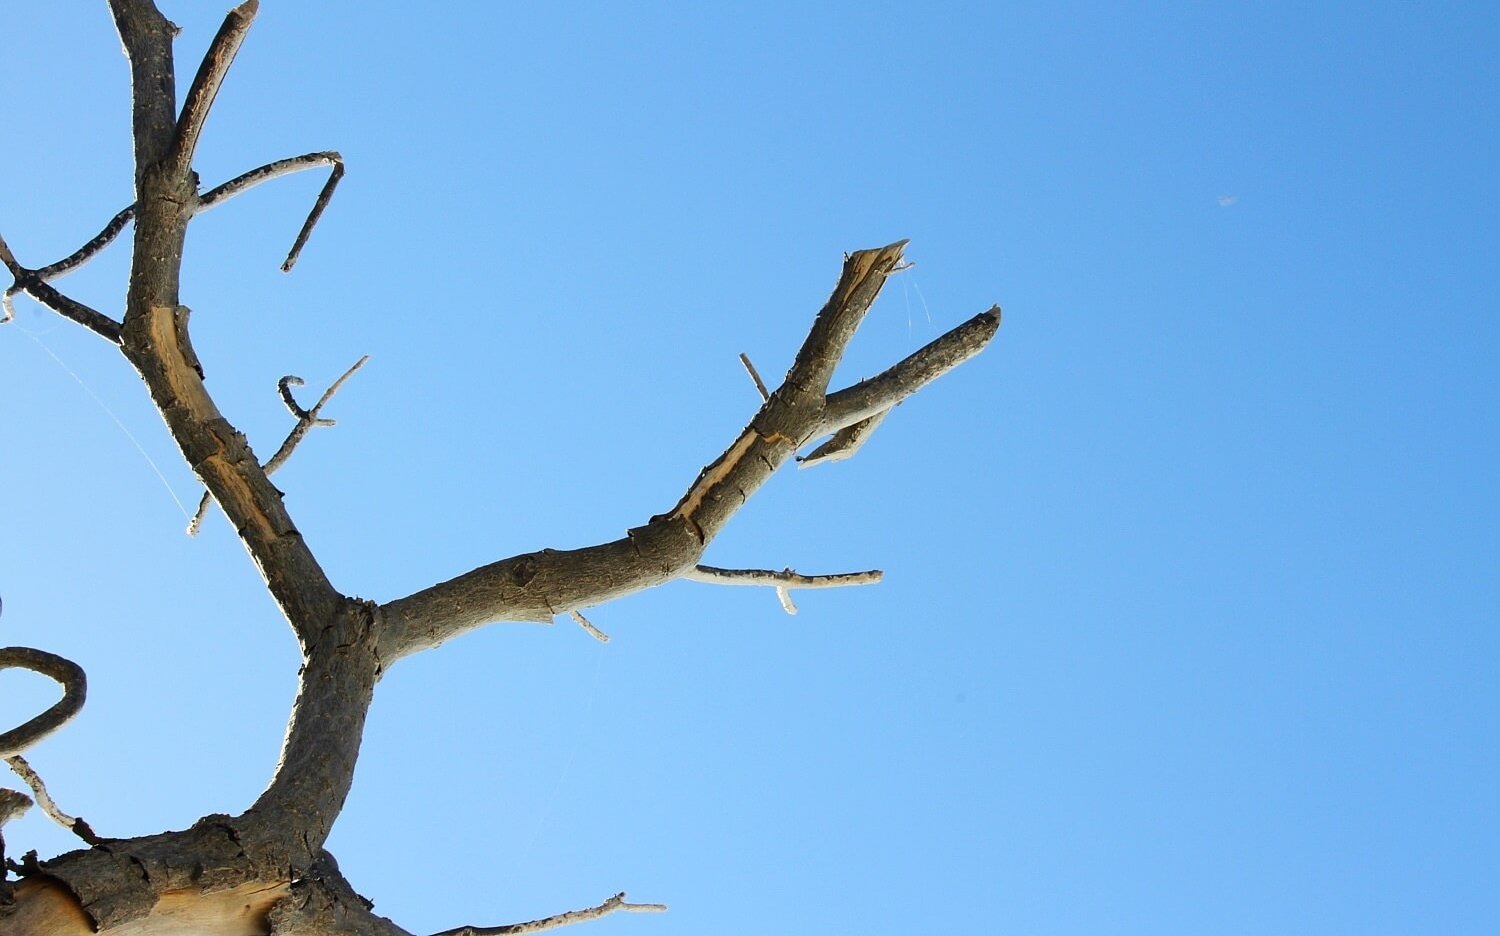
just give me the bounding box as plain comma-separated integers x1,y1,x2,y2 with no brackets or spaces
108,0,180,181
375,240,1000,663
3,756,99,846
169,0,259,178
738,352,770,401
685,565,883,589
0,648,86,759
199,151,343,212
430,892,668,936
568,610,610,643
2,149,342,325
797,408,890,469
34,206,137,282
814,305,1001,439
687,565,882,615
190,355,367,535
0,232,123,343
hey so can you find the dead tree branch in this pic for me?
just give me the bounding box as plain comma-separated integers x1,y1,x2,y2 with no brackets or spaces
376,241,998,662
686,564,881,615
169,1,259,178
3,757,99,846
739,352,770,401
0,5,1000,933
568,610,610,643
0,649,87,760
686,565,882,589
189,355,368,535
0,232,123,342
431,892,668,936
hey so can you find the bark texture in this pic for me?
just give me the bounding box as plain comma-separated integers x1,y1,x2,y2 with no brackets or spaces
0,3,1001,933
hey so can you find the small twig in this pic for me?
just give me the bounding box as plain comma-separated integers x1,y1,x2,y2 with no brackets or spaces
798,408,891,470
169,0,259,176
189,356,367,536
430,892,667,936
4,756,100,845
568,610,610,644
738,352,770,402
264,355,368,474
776,586,797,615
686,565,883,616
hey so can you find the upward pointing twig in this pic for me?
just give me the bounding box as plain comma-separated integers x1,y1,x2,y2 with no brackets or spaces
188,355,368,535
169,0,259,177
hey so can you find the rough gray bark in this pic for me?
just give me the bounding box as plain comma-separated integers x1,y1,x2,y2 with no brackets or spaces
0,3,1001,933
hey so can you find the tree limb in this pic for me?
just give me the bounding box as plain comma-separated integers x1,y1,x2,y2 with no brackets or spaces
814,305,1001,439
3,756,99,846
375,241,998,663
686,565,882,589
797,408,890,469
189,356,368,536
430,892,668,936
0,232,123,343
0,649,86,760
196,150,347,272
169,0,259,178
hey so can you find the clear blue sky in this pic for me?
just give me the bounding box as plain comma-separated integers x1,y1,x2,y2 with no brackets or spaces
1,2,1496,933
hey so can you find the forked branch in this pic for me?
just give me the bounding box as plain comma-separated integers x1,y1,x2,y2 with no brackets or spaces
0,648,87,760
0,232,123,342
188,355,368,535
169,0,259,177
376,241,999,661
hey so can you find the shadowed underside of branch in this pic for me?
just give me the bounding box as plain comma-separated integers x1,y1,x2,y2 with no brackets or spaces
0,1,1002,934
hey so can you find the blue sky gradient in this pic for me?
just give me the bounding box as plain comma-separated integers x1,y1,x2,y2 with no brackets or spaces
1,2,1496,933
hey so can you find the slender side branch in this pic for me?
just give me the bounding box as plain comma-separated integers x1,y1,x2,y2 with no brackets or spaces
0,232,122,342
686,565,883,589
4,756,99,845
0,649,86,759
3,149,344,325
198,151,345,271
189,355,367,535
431,892,668,936
815,305,1001,438
35,206,136,283
376,241,1003,662
568,610,609,643
687,564,882,616
738,352,770,401
798,408,890,469
168,0,259,178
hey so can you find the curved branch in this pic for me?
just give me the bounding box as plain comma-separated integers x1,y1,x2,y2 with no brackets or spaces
0,232,123,343
4,756,99,845
0,648,86,759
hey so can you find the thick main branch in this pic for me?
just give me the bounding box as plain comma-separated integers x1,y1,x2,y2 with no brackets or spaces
377,242,998,662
